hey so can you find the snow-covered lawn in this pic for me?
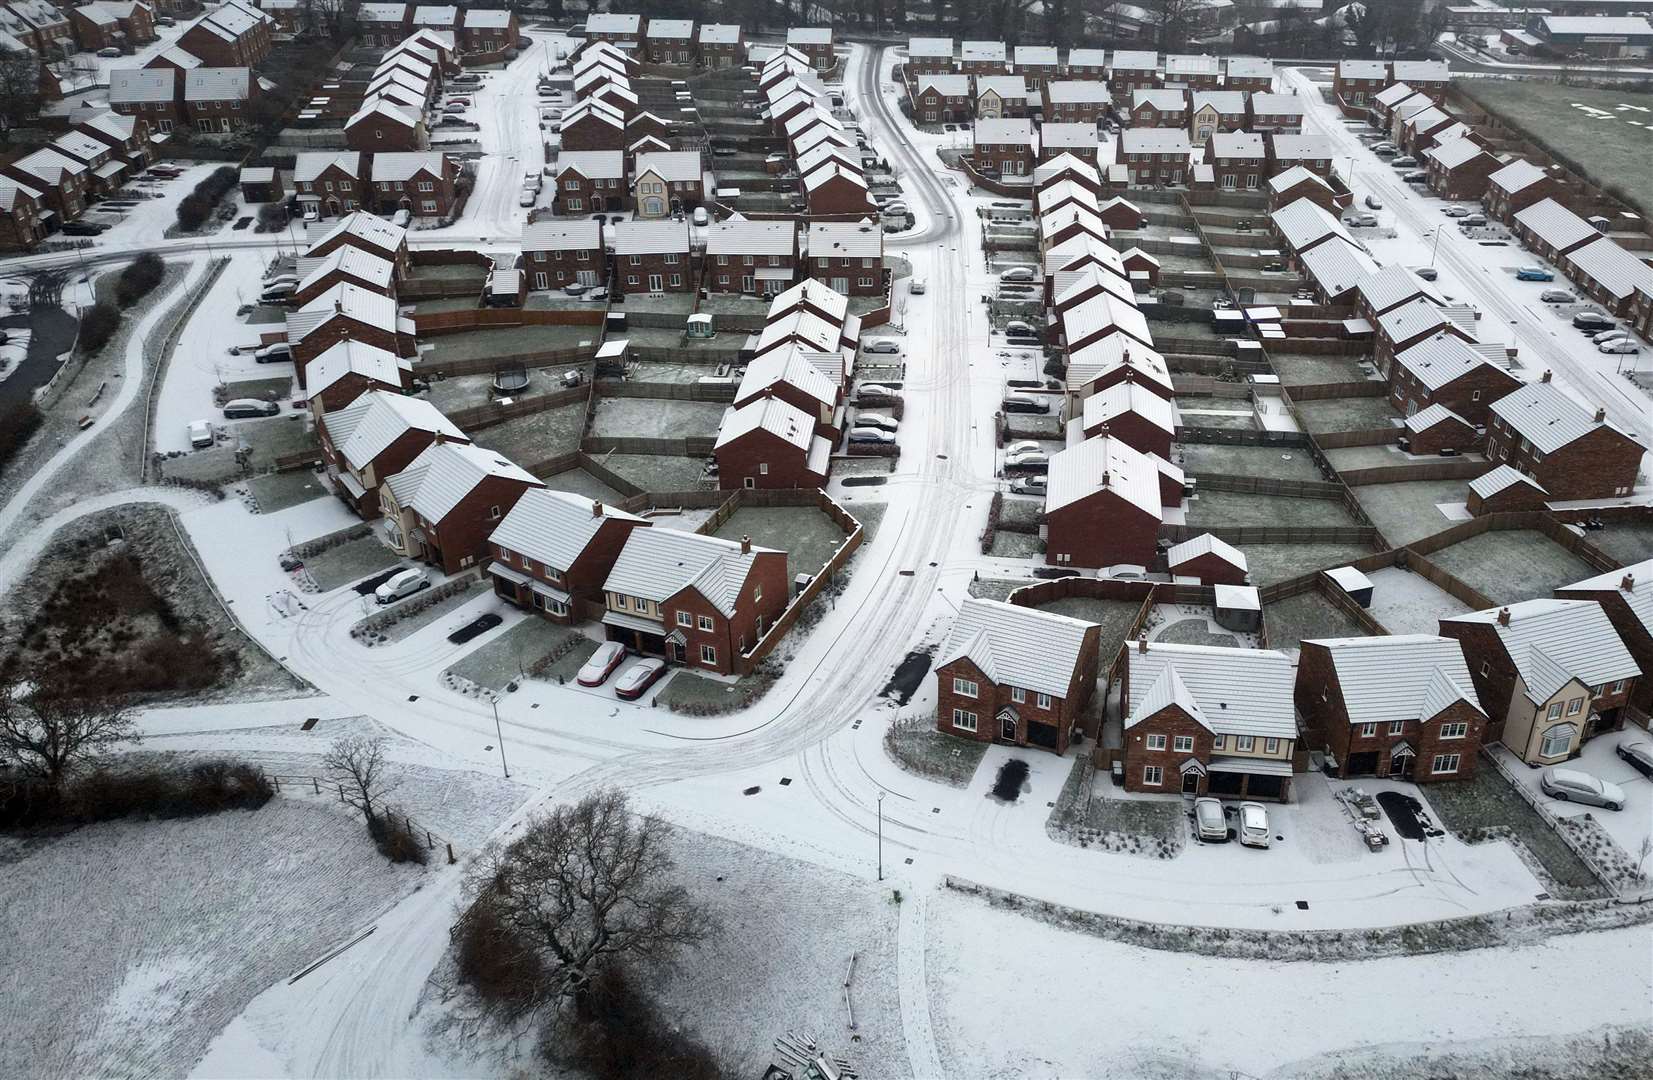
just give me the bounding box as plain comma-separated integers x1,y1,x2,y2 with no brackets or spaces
0,800,422,1080
924,883,1653,1078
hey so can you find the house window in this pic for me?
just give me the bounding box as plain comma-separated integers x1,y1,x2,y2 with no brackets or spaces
1265,738,1280,754
488,505,501,519
952,708,978,732
1213,734,1227,750
700,644,717,664
698,615,714,632
676,611,692,627
1431,753,1460,774
1010,687,1025,704
953,677,978,698
1389,721,1405,735
1480,660,1490,676
417,181,434,193
1566,697,1585,716
1236,736,1255,752
1142,765,1163,786
1547,701,1564,720
1612,679,1626,693
1440,722,1468,739
1540,723,1576,758
421,201,436,213
1145,734,1167,751
614,594,629,610
1172,735,1194,753
1036,693,1052,710
1359,722,1377,737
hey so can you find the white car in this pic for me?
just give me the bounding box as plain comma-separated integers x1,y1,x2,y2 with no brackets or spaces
847,426,896,444
1000,266,1036,283
374,567,428,605
909,276,927,295
855,384,902,403
1442,206,1472,218
519,188,537,207
188,420,214,448
576,641,628,687
863,338,902,355
1009,475,1046,495
1539,767,1626,811
857,413,898,433
1237,802,1270,848
1193,797,1228,842
1004,440,1043,457
1599,338,1639,355
253,342,292,364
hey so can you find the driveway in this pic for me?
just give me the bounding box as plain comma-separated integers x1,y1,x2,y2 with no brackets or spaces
1495,735,1653,870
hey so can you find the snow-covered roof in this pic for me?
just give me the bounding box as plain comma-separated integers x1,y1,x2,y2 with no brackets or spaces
1394,331,1510,392
736,345,837,408
1268,165,1330,195
1038,178,1100,216
938,597,1096,699
634,150,702,185
1488,158,1547,195
324,389,461,471
490,489,645,572
1065,337,1171,396
522,217,601,252
1112,50,1158,71
1468,463,1546,500
974,117,1035,146
715,394,815,454
1391,59,1449,82
306,340,408,399
109,67,176,105
1355,264,1432,313
1046,81,1110,104
611,219,690,256
1424,136,1489,170
1564,237,1653,301
961,39,1006,62
1377,297,1457,347
1126,643,1296,739
1014,44,1058,66
755,310,841,357
706,219,795,257
1046,435,1162,518
384,440,538,524
699,23,741,44
1067,48,1107,67
1226,55,1273,80
0,179,42,211
1307,635,1483,726
907,36,952,58
1269,133,1334,161
1132,88,1189,112
346,97,420,131
1166,532,1247,573
974,75,1027,100
915,73,971,97
305,210,406,257
1490,380,1640,455
1191,89,1247,114
1251,92,1303,117
297,245,394,294
1559,559,1653,640
1337,59,1387,79
1063,291,1151,349
1271,197,1355,253
603,528,772,617
1299,239,1381,299
807,220,882,259
1121,128,1192,155
50,131,109,163
787,26,832,45
585,12,640,34
358,3,407,22
370,151,447,182
1035,153,1101,189
1514,198,1598,252
645,17,692,38
294,150,361,183
1444,599,1640,704
9,148,83,184
550,150,623,183
769,277,849,324
1166,53,1221,77
410,5,458,27
1045,234,1127,278
1209,131,1265,159
287,283,400,343
1082,379,1176,438
463,9,513,28
1404,402,1474,435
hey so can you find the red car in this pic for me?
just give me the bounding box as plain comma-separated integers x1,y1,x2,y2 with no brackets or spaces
576,641,627,687
614,659,667,701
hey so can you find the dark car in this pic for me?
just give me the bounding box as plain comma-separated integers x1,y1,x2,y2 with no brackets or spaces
61,220,108,236
1033,567,1081,579
1574,311,1615,331
447,612,503,645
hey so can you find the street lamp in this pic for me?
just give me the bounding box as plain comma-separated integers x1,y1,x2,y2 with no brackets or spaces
1428,225,1444,269
490,698,510,778
876,790,885,881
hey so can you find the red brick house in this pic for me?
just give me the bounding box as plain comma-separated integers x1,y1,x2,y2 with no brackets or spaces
1225,56,1274,95
1403,404,1479,455
286,281,416,386
1559,236,1653,318
303,210,410,276
697,23,744,68
612,218,694,294
713,396,831,490
1355,264,1436,325
1465,464,1550,516
600,528,789,677
1389,331,1520,427
807,220,883,297
1013,44,1059,88
786,26,833,70
177,1,272,68
1484,378,1644,500
1485,159,1556,223
1267,166,1342,215
803,161,874,217
1165,53,1223,91
380,439,543,575
522,218,605,292
293,245,396,307
1557,561,1653,712
935,598,1101,756
370,151,458,218
0,178,46,250
958,39,1006,76
1060,292,1153,353
108,66,180,133
583,11,640,49
1043,435,1163,570
183,67,257,133
910,73,971,124
75,109,151,171
1129,87,1188,129
1297,635,1488,783
766,277,853,331
1165,533,1249,586
1043,80,1109,123
1374,298,1475,372
1206,131,1265,193
1035,152,1102,196
550,149,625,214
904,36,952,76
1066,47,1107,80
974,75,1027,119
1512,197,1602,263
70,1,155,54
1267,133,1334,177
1423,136,1500,200
1248,92,1304,134
488,490,648,623
345,98,427,153
1391,59,1450,102
1109,50,1161,99
972,117,1036,177
1,147,86,221
642,17,693,63
1118,128,1192,187
304,339,412,414
1038,123,1099,164
294,151,364,218
733,345,841,433
1079,379,1176,458
705,218,798,295
358,3,410,47
1332,58,1387,111
459,8,518,62
1440,599,1640,766
317,389,463,516
1122,641,1298,800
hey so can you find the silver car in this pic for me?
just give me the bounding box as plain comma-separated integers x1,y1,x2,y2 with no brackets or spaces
1193,797,1228,842
1539,767,1626,811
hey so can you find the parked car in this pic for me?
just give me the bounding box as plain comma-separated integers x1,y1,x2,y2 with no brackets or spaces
1574,311,1615,331
522,170,542,191
1594,330,1631,346
856,413,898,433
1343,212,1379,227
259,283,294,304
392,209,411,228
1539,767,1625,810
1004,440,1043,457
188,420,214,448
692,206,709,226
1413,267,1439,281
1403,171,1428,184
1458,213,1487,227
614,658,668,700
96,46,122,57
1364,195,1383,210
1599,338,1640,355
1237,802,1271,848
1193,797,1228,842
1442,205,1472,218
847,426,896,444
1516,265,1555,282
1002,393,1049,414
909,276,927,295
855,384,902,405
1617,739,1653,777
223,398,280,419
253,342,291,364
1003,449,1048,472
576,641,629,687
1003,320,1036,337
1009,475,1047,495
1261,261,1287,273
61,220,108,236
518,188,537,207
863,338,902,355
1000,266,1036,283
1540,289,1576,304
374,567,429,605
1389,155,1417,169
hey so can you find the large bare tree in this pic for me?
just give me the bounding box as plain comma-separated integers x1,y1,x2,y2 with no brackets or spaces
323,733,400,823
456,790,716,1015
0,676,138,788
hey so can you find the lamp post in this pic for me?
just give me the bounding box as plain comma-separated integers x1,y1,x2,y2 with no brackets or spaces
1428,225,1444,269
876,790,885,881
490,698,510,778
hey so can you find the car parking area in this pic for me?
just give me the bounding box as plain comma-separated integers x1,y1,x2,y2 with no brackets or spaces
1494,736,1653,873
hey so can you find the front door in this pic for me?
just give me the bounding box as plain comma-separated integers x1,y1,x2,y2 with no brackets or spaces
1391,750,1415,780
647,273,663,292
1182,770,1201,795
1000,714,1017,742
669,641,685,663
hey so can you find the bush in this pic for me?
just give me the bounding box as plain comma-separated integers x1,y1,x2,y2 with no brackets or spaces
0,759,274,829
175,166,239,233
255,201,289,232
367,807,428,864
77,301,122,354
0,400,43,475
560,965,724,1080
454,891,549,1012
115,253,165,308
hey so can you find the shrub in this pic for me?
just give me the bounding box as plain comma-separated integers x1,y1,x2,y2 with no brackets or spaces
0,759,274,828
77,301,122,354
454,891,548,1011
115,253,165,308
255,201,289,232
560,965,723,1080
176,194,210,232
0,400,43,475
367,808,428,864
174,166,239,232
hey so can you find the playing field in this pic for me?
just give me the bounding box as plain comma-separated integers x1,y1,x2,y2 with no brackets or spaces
1460,79,1653,217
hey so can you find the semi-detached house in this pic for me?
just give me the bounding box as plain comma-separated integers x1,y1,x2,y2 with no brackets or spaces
551,149,625,214
911,73,971,124
1388,330,1520,428
294,151,363,218
489,490,648,624
972,117,1036,177
1484,378,1644,500
304,210,411,276
380,438,544,575
904,36,952,76
612,218,694,294
303,338,410,414
317,389,464,517
521,219,604,291
705,219,797,295
935,597,1101,756
1119,128,1191,186
285,281,416,385
109,66,181,131
807,220,883,297
370,151,458,218
734,345,842,433
1043,435,1163,569
1484,159,1556,223
293,245,397,308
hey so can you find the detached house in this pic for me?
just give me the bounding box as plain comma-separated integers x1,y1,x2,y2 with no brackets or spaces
1440,599,1640,767
632,150,706,217
807,220,883,297
177,1,272,67
644,17,694,64
1043,80,1109,124
786,26,833,71
359,3,410,47
1130,88,1189,129
600,529,788,676
1206,131,1265,193
1248,92,1304,134
1484,159,1556,223
972,117,1036,177
959,39,1007,76
345,98,427,153
380,439,544,575
911,73,971,124
1122,641,1299,800
1119,128,1192,187
583,11,640,48
293,151,363,218
713,395,830,491
1297,635,1488,783
1065,47,1107,80
1013,44,1059,88
904,36,952,76
1188,90,1247,141
1110,50,1161,98
935,598,1101,755
974,74,1027,119
488,490,648,624
317,389,463,516
551,149,625,214
698,23,744,68
304,338,411,413
1044,435,1163,570
459,8,517,62
560,98,626,151
71,2,155,54
1268,166,1341,215
1164,53,1222,91
1224,55,1274,94
1332,58,1387,110
1484,378,1644,500
1557,560,1653,712
521,219,604,292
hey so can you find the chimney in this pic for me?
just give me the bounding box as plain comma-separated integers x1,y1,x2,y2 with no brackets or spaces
1594,406,1607,423
1100,469,1110,487
1623,573,1635,593
1541,369,1552,383
1496,607,1511,626
592,500,603,518
740,535,751,554
432,430,446,445
1138,632,1148,653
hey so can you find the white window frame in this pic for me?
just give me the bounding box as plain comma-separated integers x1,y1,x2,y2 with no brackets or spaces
1172,735,1194,753
1145,733,1167,751
697,615,714,632
1431,753,1460,774
1439,722,1467,740
1236,736,1254,752
1036,692,1052,709
700,644,717,664
952,708,978,732
953,677,978,698
1010,687,1025,704
1142,765,1163,785
1359,722,1377,737
676,611,692,627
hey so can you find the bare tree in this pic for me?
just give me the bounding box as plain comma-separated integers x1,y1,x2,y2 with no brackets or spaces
0,44,44,135
0,676,138,788
455,790,717,1016
323,734,399,823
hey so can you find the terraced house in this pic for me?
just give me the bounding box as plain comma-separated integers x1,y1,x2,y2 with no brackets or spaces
370,151,458,218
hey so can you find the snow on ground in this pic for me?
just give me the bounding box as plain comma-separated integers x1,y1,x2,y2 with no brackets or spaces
924,882,1653,1079
1363,564,1474,634
0,800,422,1080
1495,737,1653,871
84,163,242,252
